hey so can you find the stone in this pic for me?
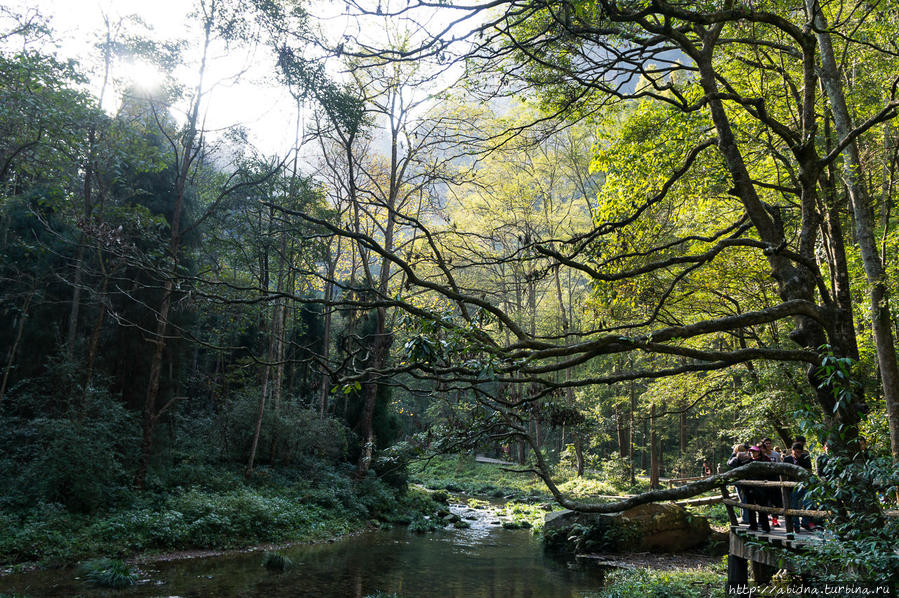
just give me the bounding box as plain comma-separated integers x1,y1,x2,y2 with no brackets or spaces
618,503,710,552
543,503,711,553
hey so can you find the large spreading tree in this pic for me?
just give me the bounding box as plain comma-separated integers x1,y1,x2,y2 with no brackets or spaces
282,0,899,468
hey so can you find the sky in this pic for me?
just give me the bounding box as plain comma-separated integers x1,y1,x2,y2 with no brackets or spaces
7,0,478,161
9,0,315,157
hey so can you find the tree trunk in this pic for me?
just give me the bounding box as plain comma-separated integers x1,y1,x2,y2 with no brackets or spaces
809,1,899,459
82,273,109,398
65,243,86,359
533,404,543,449
319,279,333,417
0,290,33,406
650,403,659,489
136,278,174,488
641,417,648,472
629,385,636,484
246,354,270,477
574,432,584,477
689,28,864,442
616,405,628,458
358,306,389,476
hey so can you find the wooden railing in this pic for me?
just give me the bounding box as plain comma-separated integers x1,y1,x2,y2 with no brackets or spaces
666,476,705,488
720,477,899,534
720,477,829,534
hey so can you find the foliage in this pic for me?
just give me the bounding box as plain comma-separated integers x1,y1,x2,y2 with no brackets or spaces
407,515,442,534
598,454,631,488
598,568,724,598
687,503,730,529
777,356,899,585
410,455,549,498
790,454,899,584
506,502,546,530
0,464,441,566
543,516,641,555
262,551,292,571
78,558,137,588
214,394,349,466
0,366,138,513
3,1,899,582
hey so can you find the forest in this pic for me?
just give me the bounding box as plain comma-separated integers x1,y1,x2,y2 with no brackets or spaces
1,0,899,594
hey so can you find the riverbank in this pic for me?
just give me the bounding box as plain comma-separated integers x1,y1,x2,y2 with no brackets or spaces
0,465,442,572
1,494,726,598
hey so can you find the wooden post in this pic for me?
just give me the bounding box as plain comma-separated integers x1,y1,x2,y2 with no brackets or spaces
780,476,794,535
751,561,776,583
722,485,739,527
727,553,748,590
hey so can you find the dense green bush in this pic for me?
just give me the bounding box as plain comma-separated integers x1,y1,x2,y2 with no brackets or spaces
599,568,724,598
789,454,899,585
543,516,641,554
0,374,137,513
598,454,632,488
0,464,444,566
784,354,899,587
215,393,349,466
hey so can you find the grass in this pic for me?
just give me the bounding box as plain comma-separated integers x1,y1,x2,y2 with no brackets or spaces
685,503,730,528
410,454,638,501
409,454,656,531
599,568,725,598
78,557,138,588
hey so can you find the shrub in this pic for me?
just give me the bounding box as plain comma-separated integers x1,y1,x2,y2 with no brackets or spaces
262,551,292,571
407,516,441,534
598,454,632,488
787,353,899,586
0,382,137,513
543,516,641,554
78,558,137,588
600,568,724,598
216,393,348,466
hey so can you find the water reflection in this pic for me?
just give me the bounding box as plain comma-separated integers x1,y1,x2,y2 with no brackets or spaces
0,510,606,597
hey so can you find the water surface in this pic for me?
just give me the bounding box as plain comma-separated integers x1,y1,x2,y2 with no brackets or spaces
0,504,607,597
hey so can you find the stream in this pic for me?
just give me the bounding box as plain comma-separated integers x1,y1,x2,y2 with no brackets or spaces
0,502,609,597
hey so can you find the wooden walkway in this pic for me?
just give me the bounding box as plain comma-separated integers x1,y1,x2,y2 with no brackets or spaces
728,522,824,585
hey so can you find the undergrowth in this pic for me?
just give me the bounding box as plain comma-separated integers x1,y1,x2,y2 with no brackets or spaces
599,568,725,598
0,466,442,567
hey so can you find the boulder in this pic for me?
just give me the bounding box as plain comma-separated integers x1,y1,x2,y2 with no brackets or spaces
544,503,710,553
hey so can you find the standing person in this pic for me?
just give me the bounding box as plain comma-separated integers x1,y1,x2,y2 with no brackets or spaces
763,438,783,462
744,445,772,532
727,443,752,524
783,442,814,531
761,438,783,527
